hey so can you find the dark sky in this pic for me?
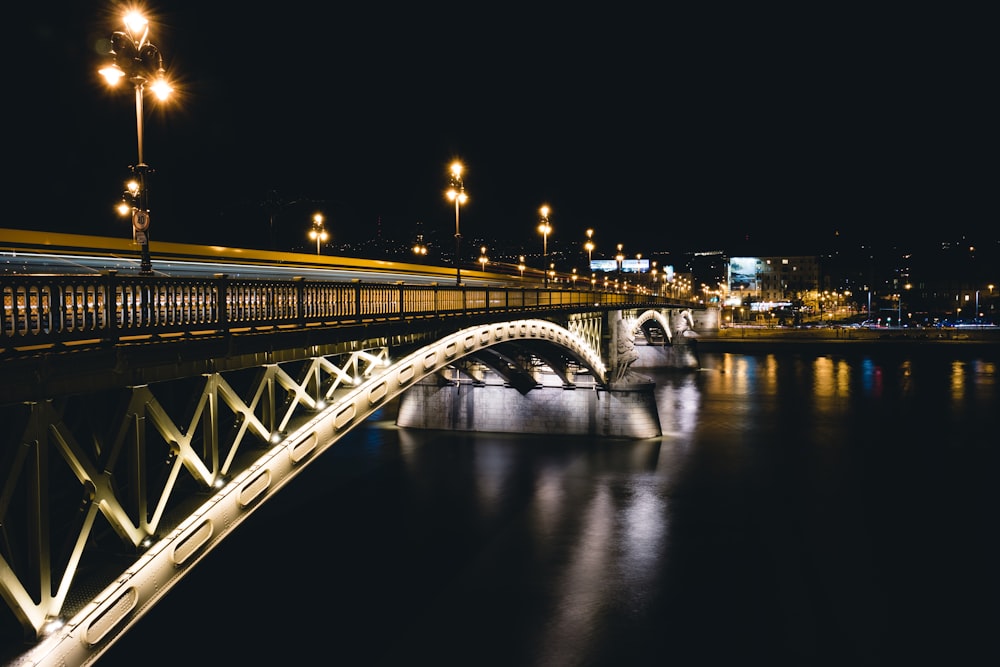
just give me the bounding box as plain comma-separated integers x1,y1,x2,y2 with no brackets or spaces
7,2,996,257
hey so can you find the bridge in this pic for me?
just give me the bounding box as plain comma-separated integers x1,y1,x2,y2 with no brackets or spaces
1,237,707,665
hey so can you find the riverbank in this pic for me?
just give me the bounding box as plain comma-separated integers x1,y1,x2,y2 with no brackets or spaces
694,325,1000,352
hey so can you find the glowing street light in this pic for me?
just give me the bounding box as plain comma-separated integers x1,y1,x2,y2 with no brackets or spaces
584,228,595,267
308,212,328,254
518,255,525,279
897,283,911,326
479,246,489,271
412,237,427,256
412,221,427,257
615,243,624,281
538,205,552,287
445,161,468,285
100,9,174,275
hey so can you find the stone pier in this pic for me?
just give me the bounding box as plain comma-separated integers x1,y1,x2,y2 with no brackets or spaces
395,374,661,439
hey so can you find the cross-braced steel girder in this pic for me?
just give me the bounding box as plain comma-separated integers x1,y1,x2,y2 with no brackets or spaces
2,319,608,665
0,347,392,643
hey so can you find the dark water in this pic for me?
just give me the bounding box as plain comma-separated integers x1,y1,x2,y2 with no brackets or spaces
100,348,997,666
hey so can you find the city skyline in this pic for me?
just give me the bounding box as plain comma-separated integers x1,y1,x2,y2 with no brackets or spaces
7,3,995,256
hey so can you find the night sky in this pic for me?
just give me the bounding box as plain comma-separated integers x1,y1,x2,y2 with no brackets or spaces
7,2,995,257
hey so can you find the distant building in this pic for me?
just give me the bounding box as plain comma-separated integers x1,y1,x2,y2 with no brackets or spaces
728,255,820,307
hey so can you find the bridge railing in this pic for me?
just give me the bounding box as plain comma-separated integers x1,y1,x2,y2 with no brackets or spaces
2,271,676,354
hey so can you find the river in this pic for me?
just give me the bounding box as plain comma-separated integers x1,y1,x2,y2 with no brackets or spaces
100,345,996,666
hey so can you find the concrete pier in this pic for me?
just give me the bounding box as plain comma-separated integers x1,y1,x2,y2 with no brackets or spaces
396,375,661,439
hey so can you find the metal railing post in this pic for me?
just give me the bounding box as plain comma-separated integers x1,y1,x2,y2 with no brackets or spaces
214,274,228,333
104,270,119,344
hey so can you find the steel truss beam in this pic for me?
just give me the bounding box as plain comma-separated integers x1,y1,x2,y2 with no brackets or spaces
3,318,607,665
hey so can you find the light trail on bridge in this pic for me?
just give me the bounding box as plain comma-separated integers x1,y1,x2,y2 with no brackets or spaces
0,227,545,287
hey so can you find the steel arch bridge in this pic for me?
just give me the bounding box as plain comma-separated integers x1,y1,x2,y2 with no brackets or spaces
3,318,612,666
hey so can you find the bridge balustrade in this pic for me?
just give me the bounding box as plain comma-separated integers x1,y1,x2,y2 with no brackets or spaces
2,271,680,355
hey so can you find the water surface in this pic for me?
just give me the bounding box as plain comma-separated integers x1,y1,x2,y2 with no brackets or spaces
102,348,997,666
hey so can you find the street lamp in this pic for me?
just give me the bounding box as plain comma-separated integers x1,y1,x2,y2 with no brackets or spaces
445,161,468,286
100,10,173,275
479,246,488,272
518,255,525,279
615,243,624,281
412,221,427,257
584,228,595,267
412,236,427,256
308,213,328,254
897,283,911,326
538,205,552,287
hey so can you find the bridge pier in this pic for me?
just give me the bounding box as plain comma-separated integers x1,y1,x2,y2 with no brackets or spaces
395,373,661,439
632,340,701,369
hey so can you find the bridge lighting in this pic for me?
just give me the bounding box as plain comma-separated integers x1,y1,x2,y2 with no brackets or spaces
412,233,427,256
479,246,488,272
446,161,468,286
40,617,65,637
584,229,595,266
99,9,174,275
538,205,552,287
308,213,328,255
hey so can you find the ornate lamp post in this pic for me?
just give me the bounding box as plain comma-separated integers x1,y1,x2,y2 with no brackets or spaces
479,246,489,272
538,205,552,287
308,213,328,254
412,233,427,256
518,256,525,279
412,221,428,257
100,10,173,275
584,228,595,267
446,161,468,285
615,244,624,282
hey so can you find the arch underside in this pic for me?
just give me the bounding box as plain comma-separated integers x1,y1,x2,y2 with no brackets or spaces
419,318,607,393
631,310,674,346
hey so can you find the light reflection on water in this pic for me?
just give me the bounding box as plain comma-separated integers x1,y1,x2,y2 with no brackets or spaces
104,347,997,666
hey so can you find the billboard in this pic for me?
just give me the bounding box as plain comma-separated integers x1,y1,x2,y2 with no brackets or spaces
590,259,650,273
729,256,761,293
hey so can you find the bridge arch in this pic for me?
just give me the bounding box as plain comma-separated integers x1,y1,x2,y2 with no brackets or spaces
369,318,607,401
631,309,674,345
3,317,611,662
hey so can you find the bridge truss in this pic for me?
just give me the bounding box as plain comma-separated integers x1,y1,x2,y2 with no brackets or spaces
1,318,609,665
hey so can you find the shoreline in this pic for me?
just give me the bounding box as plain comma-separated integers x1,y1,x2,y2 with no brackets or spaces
692,326,1000,352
